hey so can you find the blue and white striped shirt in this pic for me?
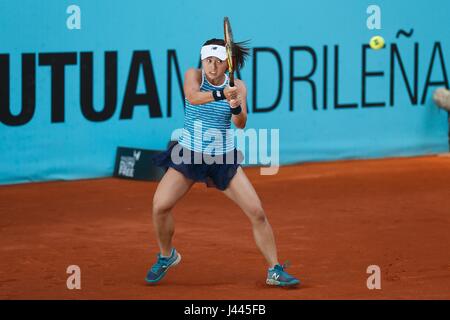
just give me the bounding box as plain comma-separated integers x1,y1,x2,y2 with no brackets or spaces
178,70,234,155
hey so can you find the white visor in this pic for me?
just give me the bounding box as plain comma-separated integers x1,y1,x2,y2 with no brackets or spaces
200,45,227,61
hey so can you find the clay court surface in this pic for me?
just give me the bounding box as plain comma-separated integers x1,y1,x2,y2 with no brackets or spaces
1,155,450,299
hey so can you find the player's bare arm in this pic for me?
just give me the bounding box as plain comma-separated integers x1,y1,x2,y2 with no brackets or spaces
184,68,238,105
229,79,247,129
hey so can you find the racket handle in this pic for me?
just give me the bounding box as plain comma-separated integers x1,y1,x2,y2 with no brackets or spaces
229,74,235,87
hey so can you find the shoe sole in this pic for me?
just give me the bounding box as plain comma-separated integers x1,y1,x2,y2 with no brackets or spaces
145,253,182,284
266,278,300,287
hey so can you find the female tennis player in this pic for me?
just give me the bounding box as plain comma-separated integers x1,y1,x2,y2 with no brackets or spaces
145,38,300,287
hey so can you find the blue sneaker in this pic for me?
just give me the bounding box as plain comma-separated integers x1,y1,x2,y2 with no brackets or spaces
145,248,181,284
266,263,300,287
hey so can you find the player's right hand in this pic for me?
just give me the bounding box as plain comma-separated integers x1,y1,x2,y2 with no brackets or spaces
224,86,238,100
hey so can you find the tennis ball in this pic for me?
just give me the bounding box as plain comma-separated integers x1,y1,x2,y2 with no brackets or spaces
369,36,385,50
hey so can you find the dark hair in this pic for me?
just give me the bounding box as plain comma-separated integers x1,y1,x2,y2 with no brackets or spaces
202,38,250,71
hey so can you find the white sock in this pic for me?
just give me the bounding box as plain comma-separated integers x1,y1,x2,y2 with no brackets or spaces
161,249,173,258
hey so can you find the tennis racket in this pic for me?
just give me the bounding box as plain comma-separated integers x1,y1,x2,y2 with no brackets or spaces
223,17,235,87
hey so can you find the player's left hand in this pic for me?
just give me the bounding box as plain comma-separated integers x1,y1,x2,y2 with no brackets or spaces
229,96,241,108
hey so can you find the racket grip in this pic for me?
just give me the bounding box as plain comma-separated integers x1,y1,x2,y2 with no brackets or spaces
229,74,235,87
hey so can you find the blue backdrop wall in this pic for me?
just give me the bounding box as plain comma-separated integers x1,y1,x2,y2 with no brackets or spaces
1,0,449,184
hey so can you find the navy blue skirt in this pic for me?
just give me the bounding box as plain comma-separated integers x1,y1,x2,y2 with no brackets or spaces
152,142,244,191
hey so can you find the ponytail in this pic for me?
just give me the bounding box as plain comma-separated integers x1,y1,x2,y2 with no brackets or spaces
233,40,250,71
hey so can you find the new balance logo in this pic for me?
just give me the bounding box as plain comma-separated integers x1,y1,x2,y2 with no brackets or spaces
272,273,280,280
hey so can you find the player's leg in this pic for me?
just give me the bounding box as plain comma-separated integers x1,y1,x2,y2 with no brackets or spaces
152,167,194,256
146,167,194,284
222,167,300,286
222,167,279,268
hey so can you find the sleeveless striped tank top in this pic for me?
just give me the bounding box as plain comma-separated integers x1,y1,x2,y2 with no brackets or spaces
178,70,234,155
